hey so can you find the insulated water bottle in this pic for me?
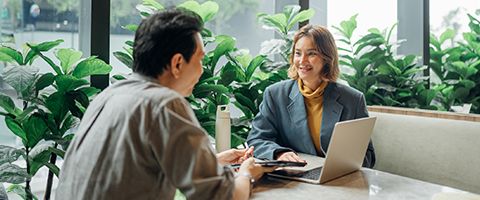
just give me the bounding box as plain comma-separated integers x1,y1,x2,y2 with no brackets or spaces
215,105,231,152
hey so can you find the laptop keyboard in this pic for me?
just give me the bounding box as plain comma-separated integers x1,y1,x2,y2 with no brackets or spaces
270,167,323,180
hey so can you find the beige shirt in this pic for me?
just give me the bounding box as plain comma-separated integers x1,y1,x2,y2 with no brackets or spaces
56,74,234,200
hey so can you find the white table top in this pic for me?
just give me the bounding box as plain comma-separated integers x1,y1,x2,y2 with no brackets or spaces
252,168,480,200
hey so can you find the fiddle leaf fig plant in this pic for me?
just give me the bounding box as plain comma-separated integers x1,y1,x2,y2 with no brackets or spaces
334,14,440,110
0,40,111,200
113,0,313,148
430,13,480,113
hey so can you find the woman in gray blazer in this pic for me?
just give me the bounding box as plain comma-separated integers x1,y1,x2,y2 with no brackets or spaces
247,25,375,168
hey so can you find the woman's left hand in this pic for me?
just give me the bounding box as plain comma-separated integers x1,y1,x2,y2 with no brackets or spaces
217,147,254,166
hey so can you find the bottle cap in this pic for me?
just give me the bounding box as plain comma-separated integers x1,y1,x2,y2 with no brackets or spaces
216,105,230,118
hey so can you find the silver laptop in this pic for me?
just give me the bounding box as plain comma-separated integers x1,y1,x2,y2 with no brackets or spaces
268,116,376,184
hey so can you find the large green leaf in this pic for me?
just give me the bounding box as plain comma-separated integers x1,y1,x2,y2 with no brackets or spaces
71,57,112,78
0,93,17,115
246,55,267,81
56,48,83,74
234,92,256,113
29,146,52,176
79,87,101,98
55,75,89,92
178,1,219,23
0,145,25,165
35,73,55,91
142,0,164,10
257,13,287,34
339,14,358,40
45,92,68,124
44,162,60,177
25,40,64,67
5,117,27,145
211,36,235,68
113,51,133,69
24,114,48,148
283,5,301,24
0,46,23,65
122,24,138,32
6,184,38,200
2,64,39,96
193,84,229,98
287,9,315,31
219,62,238,86
30,39,63,52
439,29,455,45
0,163,29,184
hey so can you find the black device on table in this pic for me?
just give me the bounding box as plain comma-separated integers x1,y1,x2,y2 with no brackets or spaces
229,160,307,169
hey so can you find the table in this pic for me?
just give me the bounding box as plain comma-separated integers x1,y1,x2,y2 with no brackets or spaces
252,168,480,200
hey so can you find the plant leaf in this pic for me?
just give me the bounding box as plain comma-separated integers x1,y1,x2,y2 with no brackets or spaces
0,46,23,65
24,114,48,148
5,117,27,145
113,51,133,69
6,184,38,200
122,24,138,32
211,36,235,68
246,55,267,81
35,72,55,91
142,0,164,10
2,64,39,96
439,29,455,45
0,93,17,115
0,145,25,165
56,48,83,74
287,9,315,31
79,87,101,98
55,75,89,93
0,163,29,184
71,57,112,78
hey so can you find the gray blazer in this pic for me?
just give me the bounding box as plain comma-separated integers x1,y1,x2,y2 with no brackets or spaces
247,80,376,168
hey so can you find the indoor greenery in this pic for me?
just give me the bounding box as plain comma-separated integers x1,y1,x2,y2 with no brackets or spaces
334,15,441,110
430,13,480,114
113,0,314,147
0,40,112,200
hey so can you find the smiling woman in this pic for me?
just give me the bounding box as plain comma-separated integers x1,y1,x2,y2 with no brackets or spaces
247,25,376,168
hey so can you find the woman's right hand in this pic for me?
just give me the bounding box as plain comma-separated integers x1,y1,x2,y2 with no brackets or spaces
238,157,275,181
276,151,305,162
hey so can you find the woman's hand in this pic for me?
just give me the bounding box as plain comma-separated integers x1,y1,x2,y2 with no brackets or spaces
217,147,254,166
276,151,305,162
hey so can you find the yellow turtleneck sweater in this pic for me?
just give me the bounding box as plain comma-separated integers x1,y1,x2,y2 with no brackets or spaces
298,79,328,156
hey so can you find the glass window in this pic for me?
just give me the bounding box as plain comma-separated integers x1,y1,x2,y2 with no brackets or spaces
1,0,81,146
430,0,479,44
109,0,141,76
327,0,397,41
109,0,275,76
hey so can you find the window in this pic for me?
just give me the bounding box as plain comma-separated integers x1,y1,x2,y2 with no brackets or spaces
0,0,80,145
430,0,479,44
327,0,397,41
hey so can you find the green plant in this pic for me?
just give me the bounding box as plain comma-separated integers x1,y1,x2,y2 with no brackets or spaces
430,13,480,113
0,40,112,200
113,1,314,148
334,15,440,110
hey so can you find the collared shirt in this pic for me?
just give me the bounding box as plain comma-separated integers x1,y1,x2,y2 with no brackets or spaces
56,73,234,200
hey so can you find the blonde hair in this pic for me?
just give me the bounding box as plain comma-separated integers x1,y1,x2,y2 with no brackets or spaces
288,25,339,81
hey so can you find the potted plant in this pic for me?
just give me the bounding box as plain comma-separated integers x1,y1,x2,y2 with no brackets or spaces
0,40,112,200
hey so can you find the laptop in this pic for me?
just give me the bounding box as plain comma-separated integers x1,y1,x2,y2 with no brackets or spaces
268,116,377,184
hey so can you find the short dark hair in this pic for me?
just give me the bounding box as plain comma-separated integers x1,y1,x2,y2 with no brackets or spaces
132,8,203,78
